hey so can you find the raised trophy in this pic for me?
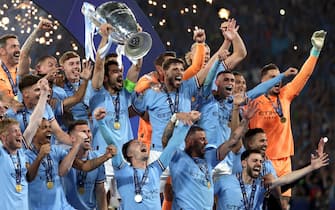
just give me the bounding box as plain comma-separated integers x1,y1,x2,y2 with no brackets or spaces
81,1,152,61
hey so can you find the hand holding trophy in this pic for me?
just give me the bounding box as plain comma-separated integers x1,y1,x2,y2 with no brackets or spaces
81,1,152,61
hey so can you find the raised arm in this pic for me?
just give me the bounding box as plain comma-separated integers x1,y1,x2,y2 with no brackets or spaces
26,144,51,182
50,119,72,145
63,61,92,109
217,100,258,160
285,30,326,100
92,23,112,90
183,29,206,80
72,145,116,172
221,19,247,71
23,78,49,145
247,68,298,99
58,133,83,176
162,111,201,148
270,153,329,189
159,123,190,167
18,19,53,76
94,107,123,167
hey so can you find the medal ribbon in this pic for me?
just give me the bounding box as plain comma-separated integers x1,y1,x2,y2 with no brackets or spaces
1,62,18,96
112,92,120,123
163,86,179,114
31,146,53,183
193,158,211,187
265,95,284,119
77,155,89,188
133,167,149,196
236,173,257,210
3,147,22,187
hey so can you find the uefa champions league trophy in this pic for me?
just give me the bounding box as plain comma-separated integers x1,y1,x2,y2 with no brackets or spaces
82,1,152,61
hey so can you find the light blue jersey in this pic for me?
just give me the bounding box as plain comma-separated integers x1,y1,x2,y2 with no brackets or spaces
198,96,233,147
232,147,277,178
25,145,75,210
7,103,55,133
63,151,106,210
0,147,28,210
170,148,219,210
52,80,91,121
115,161,164,210
214,175,266,210
132,78,199,151
97,118,189,210
90,86,133,154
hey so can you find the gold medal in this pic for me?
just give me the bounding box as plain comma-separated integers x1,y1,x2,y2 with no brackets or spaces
207,181,211,189
114,122,121,130
47,181,54,189
280,117,286,123
78,187,85,194
16,184,22,192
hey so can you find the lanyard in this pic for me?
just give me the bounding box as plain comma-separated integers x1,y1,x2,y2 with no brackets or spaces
77,155,89,187
1,62,18,96
112,92,120,123
237,173,257,210
20,105,29,130
193,158,211,187
31,146,53,182
265,95,284,119
163,86,179,114
3,147,22,185
133,167,149,195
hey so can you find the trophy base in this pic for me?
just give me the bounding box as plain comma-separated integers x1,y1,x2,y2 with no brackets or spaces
125,32,152,60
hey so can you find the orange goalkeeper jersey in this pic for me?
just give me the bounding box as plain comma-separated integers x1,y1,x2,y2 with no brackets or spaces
249,55,318,159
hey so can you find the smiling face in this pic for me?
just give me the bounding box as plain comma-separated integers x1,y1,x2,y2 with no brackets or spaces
164,62,184,91
215,72,235,98
127,140,149,163
261,68,281,95
70,123,92,151
248,133,268,156
62,57,81,82
104,63,123,93
34,119,52,145
36,56,58,76
242,152,263,179
233,74,247,94
22,81,44,108
185,130,208,158
0,37,20,67
1,123,23,153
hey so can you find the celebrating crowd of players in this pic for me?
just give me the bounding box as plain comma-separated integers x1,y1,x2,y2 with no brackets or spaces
0,16,329,210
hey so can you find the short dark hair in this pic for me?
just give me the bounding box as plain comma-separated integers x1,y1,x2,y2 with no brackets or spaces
243,128,265,149
185,125,205,141
216,69,233,78
241,149,262,161
232,71,243,76
122,140,136,163
104,60,120,77
0,34,18,48
19,74,42,92
154,51,176,67
260,63,279,78
68,120,88,133
162,58,185,71
35,55,57,68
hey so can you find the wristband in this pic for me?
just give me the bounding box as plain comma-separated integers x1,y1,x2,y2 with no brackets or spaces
170,113,177,123
310,47,320,57
124,78,136,92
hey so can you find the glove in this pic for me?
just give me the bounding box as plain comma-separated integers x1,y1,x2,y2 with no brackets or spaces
310,30,327,56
